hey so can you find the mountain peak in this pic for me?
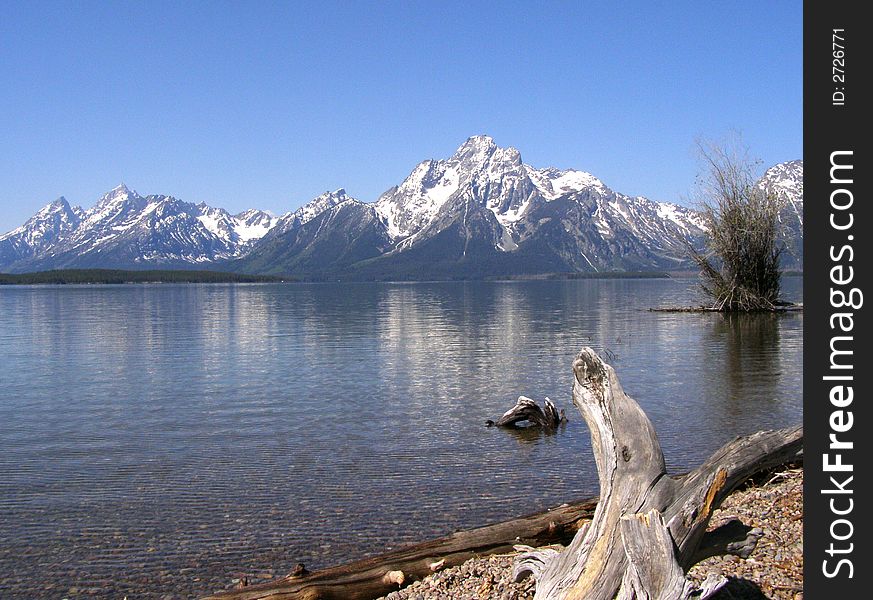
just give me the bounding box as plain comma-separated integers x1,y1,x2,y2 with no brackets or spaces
317,188,348,199
450,135,526,174
759,160,803,210
97,183,138,204
453,135,498,162
292,188,357,226
762,160,803,179
28,197,73,220
460,134,495,147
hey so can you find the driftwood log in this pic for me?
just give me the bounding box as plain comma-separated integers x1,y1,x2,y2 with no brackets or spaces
488,396,566,429
201,498,596,600
201,347,801,600
513,347,802,600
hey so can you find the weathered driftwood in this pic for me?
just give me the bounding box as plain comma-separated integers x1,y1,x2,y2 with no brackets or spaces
514,347,803,600
201,497,597,600
487,396,566,429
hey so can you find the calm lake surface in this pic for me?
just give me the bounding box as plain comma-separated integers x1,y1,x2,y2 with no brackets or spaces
0,278,802,599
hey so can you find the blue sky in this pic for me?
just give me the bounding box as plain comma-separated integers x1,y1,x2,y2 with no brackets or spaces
0,1,801,233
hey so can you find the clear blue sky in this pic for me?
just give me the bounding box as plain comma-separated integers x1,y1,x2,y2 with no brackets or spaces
0,1,801,233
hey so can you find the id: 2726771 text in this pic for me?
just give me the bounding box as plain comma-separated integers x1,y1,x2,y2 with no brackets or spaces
833,29,846,106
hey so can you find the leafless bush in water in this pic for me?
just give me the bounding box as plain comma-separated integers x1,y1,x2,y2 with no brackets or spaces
689,138,786,311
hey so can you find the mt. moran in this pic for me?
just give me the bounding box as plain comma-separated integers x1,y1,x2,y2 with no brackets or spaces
0,136,803,278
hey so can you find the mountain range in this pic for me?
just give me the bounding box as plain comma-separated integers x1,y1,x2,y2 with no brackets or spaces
0,136,803,278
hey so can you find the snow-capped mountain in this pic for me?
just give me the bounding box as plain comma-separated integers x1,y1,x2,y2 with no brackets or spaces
373,137,540,240
759,160,803,269
0,184,281,272
0,137,803,278
0,197,84,267
374,135,617,242
373,135,707,254
252,135,711,278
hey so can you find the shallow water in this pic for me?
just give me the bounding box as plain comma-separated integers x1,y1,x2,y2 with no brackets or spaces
0,278,802,598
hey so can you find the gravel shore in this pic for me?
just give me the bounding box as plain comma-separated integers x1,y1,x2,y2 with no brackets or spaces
377,466,803,600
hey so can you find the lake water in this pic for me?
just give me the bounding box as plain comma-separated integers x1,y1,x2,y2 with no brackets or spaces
0,278,802,599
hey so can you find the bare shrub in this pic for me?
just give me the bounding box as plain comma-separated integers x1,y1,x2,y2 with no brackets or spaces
690,139,785,311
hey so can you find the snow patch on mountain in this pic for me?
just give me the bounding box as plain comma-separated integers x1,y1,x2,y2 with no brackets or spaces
233,213,278,242
657,202,707,234
527,166,606,200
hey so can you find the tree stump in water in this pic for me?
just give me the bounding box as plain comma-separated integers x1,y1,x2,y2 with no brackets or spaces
513,347,802,600
488,396,566,430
